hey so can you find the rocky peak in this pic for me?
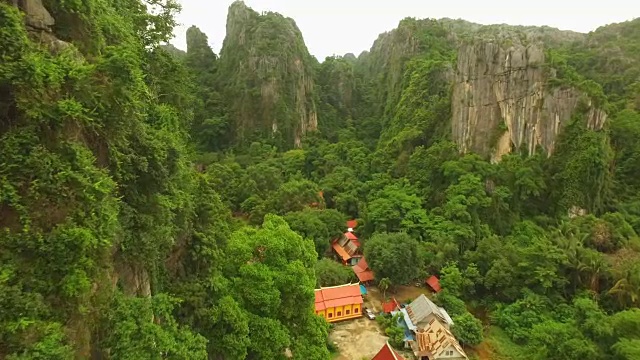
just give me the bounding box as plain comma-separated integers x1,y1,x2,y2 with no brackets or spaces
218,1,317,148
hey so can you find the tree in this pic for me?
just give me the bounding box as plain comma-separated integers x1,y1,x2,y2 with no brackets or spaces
315,259,355,287
378,278,391,300
364,233,422,285
207,296,250,359
528,320,599,360
285,208,346,258
612,339,640,360
224,215,330,359
100,293,208,359
608,261,640,308
451,312,484,346
266,179,323,215
439,263,464,297
364,182,428,239
321,166,362,217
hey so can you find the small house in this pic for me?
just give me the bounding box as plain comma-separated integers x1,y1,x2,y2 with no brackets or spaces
412,318,468,360
425,275,442,293
353,256,375,284
372,341,406,360
347,219,358,232
331,220,362,265
405,294,454,329
314,283,363,323
382,297,401,314
397,294,467,360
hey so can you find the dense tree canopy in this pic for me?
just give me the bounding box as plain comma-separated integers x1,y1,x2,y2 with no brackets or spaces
2,1,640,359
364,233,423,285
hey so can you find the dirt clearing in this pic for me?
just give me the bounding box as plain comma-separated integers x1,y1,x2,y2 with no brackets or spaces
329,317,387,360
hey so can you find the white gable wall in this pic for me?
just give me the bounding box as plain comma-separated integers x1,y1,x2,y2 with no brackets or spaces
437,344,467,360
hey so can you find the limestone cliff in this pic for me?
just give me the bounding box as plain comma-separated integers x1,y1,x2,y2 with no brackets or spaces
452,42,607,161
217,1,317,148
357,17,607,161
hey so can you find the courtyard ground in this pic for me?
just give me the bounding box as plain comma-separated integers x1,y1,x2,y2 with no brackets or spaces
329,288,390,360
329,316,387,360
329,285,432,360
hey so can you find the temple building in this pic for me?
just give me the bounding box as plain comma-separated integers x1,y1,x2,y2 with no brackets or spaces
314,283,363,323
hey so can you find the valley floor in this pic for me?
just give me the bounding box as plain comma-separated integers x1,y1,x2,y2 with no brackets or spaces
329,284,527,360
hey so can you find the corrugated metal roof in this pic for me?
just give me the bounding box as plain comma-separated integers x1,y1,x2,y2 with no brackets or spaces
332,242,351,261
406,294,453,327
400,308,417,332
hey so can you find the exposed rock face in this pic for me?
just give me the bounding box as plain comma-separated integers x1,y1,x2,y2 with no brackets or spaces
15,0,70,53
18,0,53,30
452,42,606,161
218,1,317,148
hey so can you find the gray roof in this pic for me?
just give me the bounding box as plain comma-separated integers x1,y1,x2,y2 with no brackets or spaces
406,294,454,327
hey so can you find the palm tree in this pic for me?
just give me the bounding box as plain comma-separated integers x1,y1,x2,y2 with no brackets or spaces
608,266,640,308
378,277,391,301
577,248,608,293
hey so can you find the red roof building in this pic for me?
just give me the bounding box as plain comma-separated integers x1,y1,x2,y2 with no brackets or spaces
382,298,401,314
344,231,360,247
426,275,441,293
372,342,406,360
314,284,363,322
332,242,352,262
332,231,361,265
347,219,358,230
353,256,375,283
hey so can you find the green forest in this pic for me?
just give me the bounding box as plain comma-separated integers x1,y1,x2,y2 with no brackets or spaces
1,0,640,359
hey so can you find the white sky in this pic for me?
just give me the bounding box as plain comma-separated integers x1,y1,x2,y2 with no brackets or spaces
171,0,639,60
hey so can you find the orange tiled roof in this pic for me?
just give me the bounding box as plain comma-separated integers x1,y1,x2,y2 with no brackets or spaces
347,220,358,229
355,257,369,271
353,257,375,282
355,269,375,282
314,284,363,312
345,231,358,240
